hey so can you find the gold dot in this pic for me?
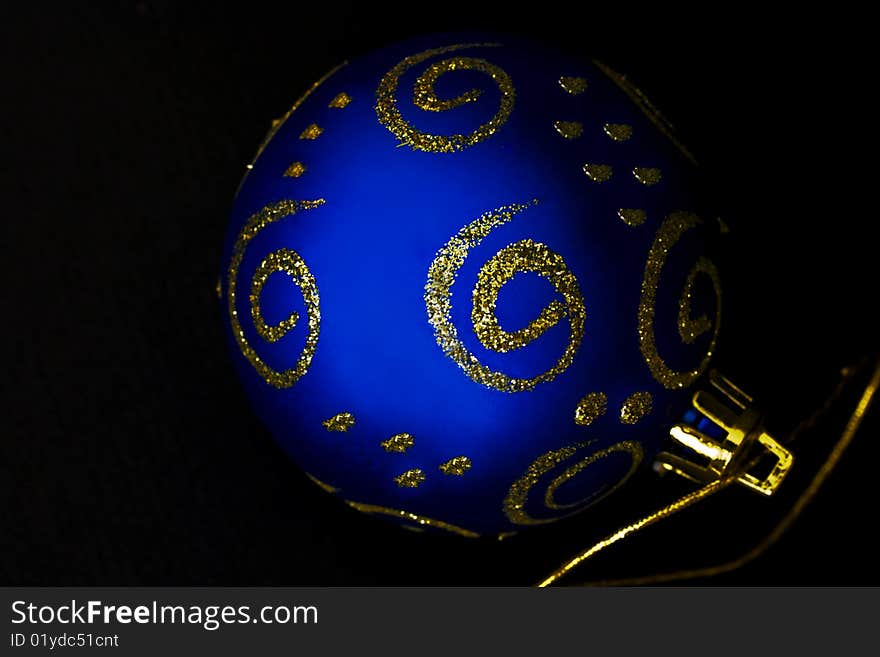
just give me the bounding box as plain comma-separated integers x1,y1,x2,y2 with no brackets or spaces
394,469,426,488
633,167,662,186
559,76,587,95
381,433,414,454
618,209,647,227
328,92,352,109
322,412,355,432
620,392,653,424
554,120,583,139
283,161,306,178
439,456,472,476
299,124,323,140
603,123,633,141
583,163,613,182
574,392,607,426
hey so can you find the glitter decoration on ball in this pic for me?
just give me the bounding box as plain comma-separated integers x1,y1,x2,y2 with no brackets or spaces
220,34,726,537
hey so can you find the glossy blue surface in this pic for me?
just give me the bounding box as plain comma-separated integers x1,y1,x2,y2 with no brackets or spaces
221,34,722,535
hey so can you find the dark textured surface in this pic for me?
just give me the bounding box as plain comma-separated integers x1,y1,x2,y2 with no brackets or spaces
3,2,875,585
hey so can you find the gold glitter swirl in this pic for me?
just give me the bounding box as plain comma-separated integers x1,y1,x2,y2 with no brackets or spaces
227,199,324,388
328,92,352,108
344,500,480,538
381,432,415,453
554,120,583,139
574,392,607,426
471,240,584,355
619,391,653,424
249,249,313,344
425,200,586,393
558,76,587,94
412,58,484,111
638,212,721,389
439,456,472,476
618,209,646,227
633,167,662,186
504,442,581,524
583,164,612,182
603,123,632,141
504,442,643,525
283,161,306,178
394,469,426,488
376,43,514,153
299,123,323,140
678,258,720,344
323,412,355,432
544,442,644,510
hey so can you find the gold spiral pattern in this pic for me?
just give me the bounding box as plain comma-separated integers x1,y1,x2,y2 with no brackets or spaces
250,249,314,344
678,257,719,344
638,212,721,389
472,240,583,354
376,43,515,153
425,201,585,393
504,441,643,525
227,199,324,388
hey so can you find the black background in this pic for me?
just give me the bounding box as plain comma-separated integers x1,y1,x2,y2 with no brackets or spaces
3,2,875,585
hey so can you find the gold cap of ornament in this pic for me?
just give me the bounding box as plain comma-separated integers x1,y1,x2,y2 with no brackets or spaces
655,370,793,496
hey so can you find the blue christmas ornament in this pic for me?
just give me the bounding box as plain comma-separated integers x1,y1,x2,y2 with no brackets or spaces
221,34,723,537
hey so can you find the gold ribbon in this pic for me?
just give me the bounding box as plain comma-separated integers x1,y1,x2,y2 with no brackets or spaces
539,356,880,586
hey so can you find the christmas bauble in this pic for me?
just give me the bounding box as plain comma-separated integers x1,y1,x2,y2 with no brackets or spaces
220,33,722,537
